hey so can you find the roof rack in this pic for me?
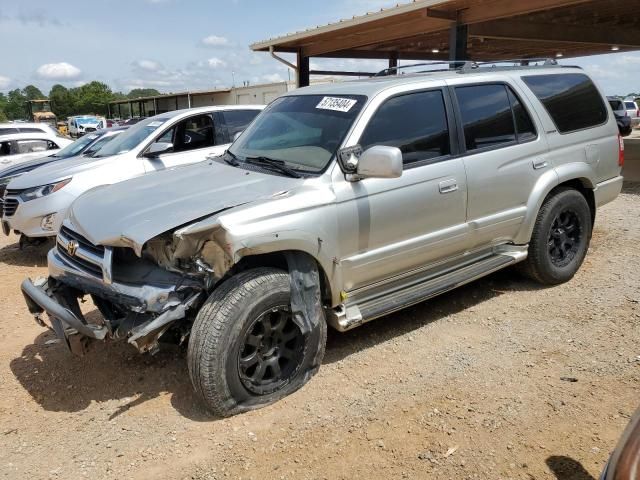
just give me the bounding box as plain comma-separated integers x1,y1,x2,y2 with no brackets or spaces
375,58,562,77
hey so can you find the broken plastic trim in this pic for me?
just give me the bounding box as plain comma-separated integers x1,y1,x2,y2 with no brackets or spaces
285,252,323,336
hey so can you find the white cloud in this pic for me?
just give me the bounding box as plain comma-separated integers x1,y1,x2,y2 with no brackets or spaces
201,35,230,47
0,75,11,89
36,62,82,80
134,59,162,72
207,57,227,68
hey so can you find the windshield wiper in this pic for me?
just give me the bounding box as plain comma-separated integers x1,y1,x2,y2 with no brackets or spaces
244,156,301,178
222,150,240,166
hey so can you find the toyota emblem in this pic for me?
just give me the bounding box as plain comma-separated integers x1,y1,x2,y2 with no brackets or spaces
67,240,79,257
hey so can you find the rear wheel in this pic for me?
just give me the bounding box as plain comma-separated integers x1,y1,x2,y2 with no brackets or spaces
520,188,592,285
188,268,326,417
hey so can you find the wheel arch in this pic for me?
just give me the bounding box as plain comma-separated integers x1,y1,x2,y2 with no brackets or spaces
515,169,596,244
229,249,335,307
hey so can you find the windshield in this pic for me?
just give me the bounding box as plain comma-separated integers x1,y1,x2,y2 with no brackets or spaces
93,117,171,157
52,133,101,158
229,94,366,173
84,132,123,156
76,116,99,125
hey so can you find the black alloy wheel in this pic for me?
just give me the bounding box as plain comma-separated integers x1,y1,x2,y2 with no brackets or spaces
548,209,582,268
238,305,305,395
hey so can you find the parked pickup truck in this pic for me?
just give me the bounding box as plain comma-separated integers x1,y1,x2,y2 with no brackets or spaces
21,61,623,417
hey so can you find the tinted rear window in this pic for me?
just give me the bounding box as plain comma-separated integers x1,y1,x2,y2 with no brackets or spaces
523,73,607,134
625,102,637,109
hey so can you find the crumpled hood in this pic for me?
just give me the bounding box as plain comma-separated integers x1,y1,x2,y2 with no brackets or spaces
9,154,119,189
68,161,299,250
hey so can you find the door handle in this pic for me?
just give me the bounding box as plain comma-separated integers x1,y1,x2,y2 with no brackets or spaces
439,179,458,194
533,159,549,170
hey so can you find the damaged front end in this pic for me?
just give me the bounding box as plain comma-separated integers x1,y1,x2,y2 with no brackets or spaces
22,226,213,356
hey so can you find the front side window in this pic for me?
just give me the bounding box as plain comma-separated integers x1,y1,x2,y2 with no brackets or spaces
174,114,215,152
523,73,607,134
456,84,516,152
360,90,451,165
229,95,366,173
15,139,49,154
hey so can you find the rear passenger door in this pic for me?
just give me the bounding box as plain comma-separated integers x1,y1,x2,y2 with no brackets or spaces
336,88,470,291
450,82,550,248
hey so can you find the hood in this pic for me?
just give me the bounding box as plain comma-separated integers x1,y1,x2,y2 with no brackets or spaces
9,154,119,189
68,161,300,251
0,154,58,179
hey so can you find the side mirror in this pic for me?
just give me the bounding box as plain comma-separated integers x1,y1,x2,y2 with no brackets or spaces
355,146,403,179
233,131,244,142
144,142,174,158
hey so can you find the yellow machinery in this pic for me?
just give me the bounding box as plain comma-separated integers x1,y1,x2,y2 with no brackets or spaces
26,99,57,130
57,121,69,136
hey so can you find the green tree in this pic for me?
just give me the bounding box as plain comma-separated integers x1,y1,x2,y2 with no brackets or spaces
0,93,7,122
4,89,27,120
49,84,76,118
22,85,46,101
128,88,161,99
73,81,113,116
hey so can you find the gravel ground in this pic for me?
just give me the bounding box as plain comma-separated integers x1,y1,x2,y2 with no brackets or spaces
0,185,639,480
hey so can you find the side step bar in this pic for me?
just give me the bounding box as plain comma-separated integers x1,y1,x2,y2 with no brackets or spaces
328,248,526,332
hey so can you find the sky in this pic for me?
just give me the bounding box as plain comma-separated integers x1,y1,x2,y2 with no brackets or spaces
1,0,639,96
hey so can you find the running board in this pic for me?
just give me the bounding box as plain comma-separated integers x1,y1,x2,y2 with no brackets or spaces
328,248,527,332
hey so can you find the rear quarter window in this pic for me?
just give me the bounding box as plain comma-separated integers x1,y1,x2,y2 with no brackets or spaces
523,73,608,134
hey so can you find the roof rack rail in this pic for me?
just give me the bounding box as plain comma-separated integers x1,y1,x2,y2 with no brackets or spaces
375,61,474,77
375,58,562,77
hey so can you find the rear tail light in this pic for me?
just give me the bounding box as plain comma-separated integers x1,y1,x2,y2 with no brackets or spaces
618,134,625,167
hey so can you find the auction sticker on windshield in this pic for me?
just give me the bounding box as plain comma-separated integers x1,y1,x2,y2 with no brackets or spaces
316,97,358,113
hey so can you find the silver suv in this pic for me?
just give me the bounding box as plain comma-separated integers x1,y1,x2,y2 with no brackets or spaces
21,61,624,417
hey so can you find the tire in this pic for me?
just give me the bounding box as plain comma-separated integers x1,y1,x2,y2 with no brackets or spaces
188,268,327,417
520,187,592,285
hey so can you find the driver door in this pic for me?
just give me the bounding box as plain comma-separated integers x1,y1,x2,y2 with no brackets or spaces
144,113,225,171
334,88,471,292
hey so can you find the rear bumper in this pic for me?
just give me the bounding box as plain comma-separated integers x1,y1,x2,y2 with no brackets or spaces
595,176,624,208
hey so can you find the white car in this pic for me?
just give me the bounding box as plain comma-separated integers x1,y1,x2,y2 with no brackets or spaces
0,132,73,169
624,99,640,127
68,115,107,138
0,122,62,137
2,105,264,239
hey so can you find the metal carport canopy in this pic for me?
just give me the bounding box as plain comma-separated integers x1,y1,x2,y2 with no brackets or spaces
251,0,640,86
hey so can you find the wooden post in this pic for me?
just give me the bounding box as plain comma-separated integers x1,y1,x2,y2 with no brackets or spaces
297,50,310,88
449,23,468,66
389,52,399,71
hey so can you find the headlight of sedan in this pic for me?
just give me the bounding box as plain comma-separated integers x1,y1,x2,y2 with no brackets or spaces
20,178,71,202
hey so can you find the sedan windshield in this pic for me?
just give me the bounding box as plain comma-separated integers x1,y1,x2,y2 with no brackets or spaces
51,132,101,158
93,117,171,157
229,94,366,173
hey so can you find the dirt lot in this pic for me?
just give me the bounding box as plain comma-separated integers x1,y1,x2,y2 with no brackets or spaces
0,186,638,480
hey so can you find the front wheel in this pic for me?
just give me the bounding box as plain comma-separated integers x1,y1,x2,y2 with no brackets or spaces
520,188,592,285
188,268,326,417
